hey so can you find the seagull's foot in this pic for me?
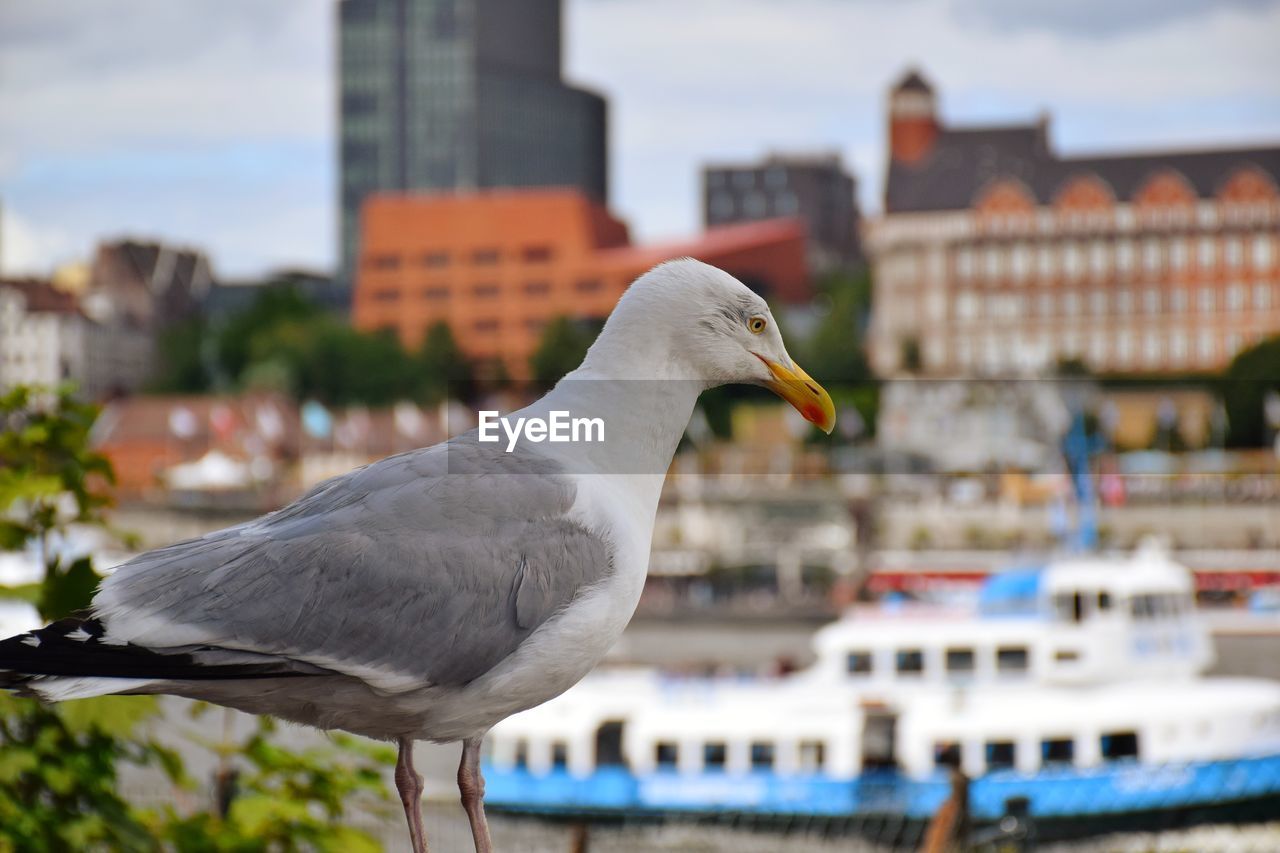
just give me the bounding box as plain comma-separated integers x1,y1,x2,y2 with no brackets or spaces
395,737,429,853
458,735,493,853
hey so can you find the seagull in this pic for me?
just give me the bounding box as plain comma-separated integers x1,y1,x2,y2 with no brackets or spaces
0,259,834,852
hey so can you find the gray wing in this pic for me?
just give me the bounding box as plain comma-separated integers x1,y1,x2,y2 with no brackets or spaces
92,434,614,691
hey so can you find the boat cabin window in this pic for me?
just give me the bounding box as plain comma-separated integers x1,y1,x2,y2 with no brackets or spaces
1101,731,1140,761
1054,648,1081,663
933,742,961,770
846,650,873,675
514,739,529,769
1054,590,1087,623
655,741,678,768
551,741,568,769
595,721,627,768
945,648,975,674
1097,591,1112,611
1041,738,1074,765
798,740,825,772
750,742,775,770
896,649,925,676
985,741,1016,770
996,646,1029,674
703,742,727,769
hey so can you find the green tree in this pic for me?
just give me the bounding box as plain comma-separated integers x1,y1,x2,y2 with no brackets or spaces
0,385,392,850
1220,334,1280,447
417,321,475,403
530,316,601,388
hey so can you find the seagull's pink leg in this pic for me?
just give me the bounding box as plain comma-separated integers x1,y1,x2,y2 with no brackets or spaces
395,738,429,853
458,736,493,853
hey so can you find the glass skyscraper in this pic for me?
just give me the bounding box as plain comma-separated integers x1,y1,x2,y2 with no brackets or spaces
338,0,608,285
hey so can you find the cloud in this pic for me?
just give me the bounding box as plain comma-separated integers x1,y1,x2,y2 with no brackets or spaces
948,0,1280,38
1,0,1278,276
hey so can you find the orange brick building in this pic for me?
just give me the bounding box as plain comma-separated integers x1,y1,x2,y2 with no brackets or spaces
868,69,1280,376
352,189,808,374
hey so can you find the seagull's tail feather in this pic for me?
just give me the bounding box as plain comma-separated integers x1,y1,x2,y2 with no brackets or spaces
0,616,318,702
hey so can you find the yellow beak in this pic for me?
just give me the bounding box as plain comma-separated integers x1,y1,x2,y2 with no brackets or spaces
756,355,836,435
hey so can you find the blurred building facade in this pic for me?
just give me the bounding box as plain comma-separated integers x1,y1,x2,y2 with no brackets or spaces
82,239,212,330
0,278,151,401
351,189,808,374
338,0,608,287
867,69,1280,377
703,153,863,272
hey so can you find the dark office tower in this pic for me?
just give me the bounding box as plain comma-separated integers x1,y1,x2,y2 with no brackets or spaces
337,0,608,286
703,153,863,273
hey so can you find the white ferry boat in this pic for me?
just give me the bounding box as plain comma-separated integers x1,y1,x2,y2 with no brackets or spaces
482,543,1280,838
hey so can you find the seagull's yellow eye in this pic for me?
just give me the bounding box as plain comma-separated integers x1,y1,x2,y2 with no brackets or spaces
748,316,767,334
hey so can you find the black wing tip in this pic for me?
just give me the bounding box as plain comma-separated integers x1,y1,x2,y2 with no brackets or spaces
0,617,312,684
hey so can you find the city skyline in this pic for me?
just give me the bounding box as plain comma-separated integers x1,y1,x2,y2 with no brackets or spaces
1,0,1278,278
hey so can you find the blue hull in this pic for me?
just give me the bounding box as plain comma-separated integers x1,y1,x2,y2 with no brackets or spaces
483,753,1280,821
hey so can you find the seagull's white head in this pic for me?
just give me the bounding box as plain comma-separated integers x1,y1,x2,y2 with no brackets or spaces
581,258,835,433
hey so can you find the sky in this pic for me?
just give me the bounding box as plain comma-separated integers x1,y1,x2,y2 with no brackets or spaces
1,0,1278,279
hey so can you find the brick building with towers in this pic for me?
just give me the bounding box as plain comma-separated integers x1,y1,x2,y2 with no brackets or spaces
866,69,1280,377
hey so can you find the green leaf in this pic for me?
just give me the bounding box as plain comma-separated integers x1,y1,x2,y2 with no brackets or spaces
39,555,102,620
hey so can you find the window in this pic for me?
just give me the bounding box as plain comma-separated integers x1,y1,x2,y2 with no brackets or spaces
956,247,975,280
1170,239,1189,272
1255,283,1272,310
1143,331,1160,365
895,649,924,675
1197,237,1217,270
1171,288,1188,313
1098,591,1113,611
1116,240,1136,275
1253,234,1274,269
524,281,551,295
1088,240,1109,278
1197,330,1215,363
524,317,547,332
744,192,767,217
472,283,500,298
1042,738,1075,765
703,742,727,769
514,739,529,768
986,741,1016,770
473,318,499,333
1037,244,1056,278
1116,289,1134,314
1227,283,1246,312
1012,243,1032,281
984,245,1002,279
551,741,568,768
655,742,678,767
472,248,501,265
1054,591,1086,623
522,245,554,263
421,286,449,301
846,651,873,675
371,289,401,302
1101,732,1139,761
798,740,825,772
366,254,400,270
1142,238,1162,274
1143,288,1160,314
709,191,734,220
1090,290,1107,315
1170,330,1189,364
996,646,1029,674
750,742,775,770
1198,287,1215,313
575,279,603,293
1226,238,1244,268
1055,648,1081,663
956,292,979,321
1062,243,1083,279
945,648,975,674
421,251,450,268
1063,292,1081,317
